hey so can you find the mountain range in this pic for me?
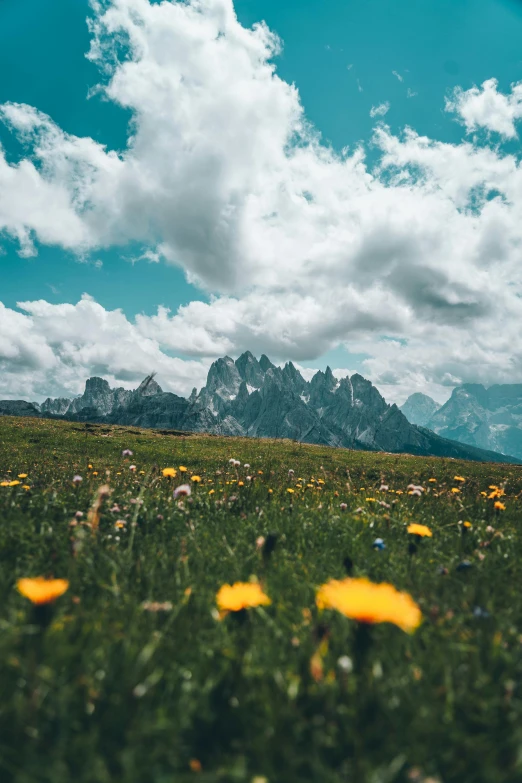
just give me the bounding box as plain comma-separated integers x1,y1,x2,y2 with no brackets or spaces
401,384,522,461
1,352,519,463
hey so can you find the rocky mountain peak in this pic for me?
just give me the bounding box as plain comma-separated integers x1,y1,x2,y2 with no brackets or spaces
136,375,163,396
259,354,276,373
400,392,440,427
235,351,265,388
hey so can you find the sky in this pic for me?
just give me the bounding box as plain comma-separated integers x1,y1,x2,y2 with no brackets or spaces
1,0,522,405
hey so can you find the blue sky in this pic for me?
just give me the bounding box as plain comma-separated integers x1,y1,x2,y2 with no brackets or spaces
1,0,522,401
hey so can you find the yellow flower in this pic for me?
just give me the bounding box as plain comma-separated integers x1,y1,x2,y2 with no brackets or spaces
22,485,31,490
268,489,273,494
295,484,303,489
0,481,9,487
454,475,466,482
191,475,202,483
365,497,376,502
216,581,271,617
494,501,506,510
451,488,460,494
463,520,472,529
428,478,437,483
162,467,177,478
8,480,21,487
208,489,215,495
488,488,505,499
88,464,93,469
316,577,421,633
92,471,98,476
18,473,28,479
17,577,69,605
238,481,245,487
179,466,187,473
407,523,433,538
287,488,295,494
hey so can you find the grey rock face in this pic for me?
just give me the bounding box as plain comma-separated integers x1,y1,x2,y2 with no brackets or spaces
0,400,41,417
426,383,522,460
41,397,72,416
401,393,441,427
1,356,520,463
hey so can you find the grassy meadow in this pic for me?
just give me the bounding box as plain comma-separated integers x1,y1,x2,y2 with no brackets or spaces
2,416,522,783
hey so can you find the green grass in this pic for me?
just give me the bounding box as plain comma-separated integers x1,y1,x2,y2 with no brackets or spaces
2,416,522,783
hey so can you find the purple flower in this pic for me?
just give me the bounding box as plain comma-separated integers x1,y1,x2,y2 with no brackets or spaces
72,475,83,485
122,449,133,457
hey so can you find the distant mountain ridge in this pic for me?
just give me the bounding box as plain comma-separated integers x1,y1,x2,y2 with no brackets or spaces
1,352,519,463
401,383,522,461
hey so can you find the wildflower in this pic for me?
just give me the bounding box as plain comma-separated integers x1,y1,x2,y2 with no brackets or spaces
287,488,295,494
122,449,133,457
463,520,472,529
173,484,191,499
72,475,83,485
18,473,28,479
379,484,389,491
22,485,30,490
191,475,202,483
8,480,20,487
17,577,69,605
428,478,437,483
366,497,376,502
243,463,250,469
454,475,466,482
129,465,137,472
179,466,187,473
407,524,433,538
451,488,460,494
0,481,9,487
88,464,93,469
216,580,271,617
208,489,215,495
288,469,295,476
115,520,126,529
268,489,273,494
340,502,348,511
337,655,353,674
316,577,421,633
407,484,424,495
189,760,202,773
494,501,506,510
141,601,173,612
238,481,245,487
372,538,386,550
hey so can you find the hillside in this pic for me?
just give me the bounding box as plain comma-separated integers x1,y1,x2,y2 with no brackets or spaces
1,416,522,782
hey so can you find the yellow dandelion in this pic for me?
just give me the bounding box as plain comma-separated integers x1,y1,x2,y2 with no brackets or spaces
18,473,28,479
88,464,93,469
92,471,98,477
216,581,271,617
22,485,31,490
451,488,460,494
0,481,9,487
407,523,433,538
287,488,295,494
208,489,215,495
365,497,376,502
454,475,466,482
316,577,421,633
162,468,177,478
191,475,202,483
428,478,437,483
268,489,273,494
17,577,69,605
238,481,245,487
179,466,187,473
494,501,506,510
463,520,472,529
8,480,21,487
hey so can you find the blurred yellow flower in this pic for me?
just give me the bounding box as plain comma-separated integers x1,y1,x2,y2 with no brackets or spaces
494,501,506,510
208,489,215,495
191,475,202,483
428,478,437,483
17,577,69,605
316,577,421,633
18,473,28,479
454,475,466,482
463,520,472,529
216,581,271,617
88,464,93,469
179,466,187,473
451,488,460,494
238,481,245,487
407,523,433,538
0,481,9,487
162,468,177,478
8,480,20,487
287,488,295,494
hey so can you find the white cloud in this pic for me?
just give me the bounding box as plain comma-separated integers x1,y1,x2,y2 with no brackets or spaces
392,70,404,82
369,102,390,118
446,77,522,139
1,0,522,402
0,296,210,401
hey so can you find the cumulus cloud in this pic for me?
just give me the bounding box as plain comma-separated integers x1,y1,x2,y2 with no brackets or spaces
446,77,522,139
0,296,210,401
369,102,390,118
1,0,522,401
